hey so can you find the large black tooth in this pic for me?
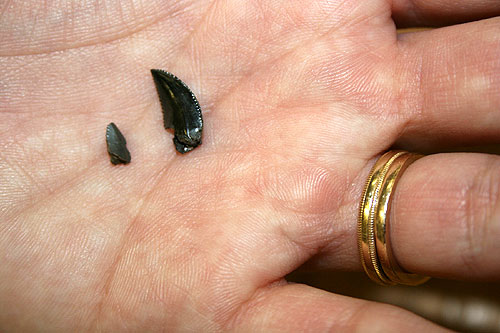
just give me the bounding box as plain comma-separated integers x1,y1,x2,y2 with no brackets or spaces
151,69,203,154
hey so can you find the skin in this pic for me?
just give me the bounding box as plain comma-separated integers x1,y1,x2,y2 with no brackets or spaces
1,0,499,331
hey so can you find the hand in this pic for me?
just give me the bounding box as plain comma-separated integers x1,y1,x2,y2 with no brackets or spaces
1,1,499,331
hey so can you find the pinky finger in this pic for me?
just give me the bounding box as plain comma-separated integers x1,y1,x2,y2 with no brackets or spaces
231,283,448,332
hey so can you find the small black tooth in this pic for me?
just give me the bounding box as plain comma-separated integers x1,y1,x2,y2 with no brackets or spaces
106,122,131,165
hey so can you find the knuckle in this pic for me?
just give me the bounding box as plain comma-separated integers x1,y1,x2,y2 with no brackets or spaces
249,162,347,251
253,163,341,216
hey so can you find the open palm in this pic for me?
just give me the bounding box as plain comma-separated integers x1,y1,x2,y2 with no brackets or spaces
1,1,499,331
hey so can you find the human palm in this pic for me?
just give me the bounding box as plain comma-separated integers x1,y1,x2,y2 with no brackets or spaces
1,1,499,331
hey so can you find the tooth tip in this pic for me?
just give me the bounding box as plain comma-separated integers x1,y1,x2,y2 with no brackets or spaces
151,69,167,76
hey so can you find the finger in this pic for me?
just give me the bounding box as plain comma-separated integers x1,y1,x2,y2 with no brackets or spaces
232,283,448,331
391,153,500,280
395,18,500,151
391,0,500,27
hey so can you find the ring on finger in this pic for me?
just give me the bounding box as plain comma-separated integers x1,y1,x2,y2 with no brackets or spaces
358,150,430,286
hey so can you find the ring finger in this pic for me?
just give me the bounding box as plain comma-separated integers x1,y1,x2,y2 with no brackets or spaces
390,152,500,280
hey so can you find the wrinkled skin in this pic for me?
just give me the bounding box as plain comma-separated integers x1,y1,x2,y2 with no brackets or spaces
1,1,500,331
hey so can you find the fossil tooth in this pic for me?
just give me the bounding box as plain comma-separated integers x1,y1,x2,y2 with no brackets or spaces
151,69,203,154
106,122,131,165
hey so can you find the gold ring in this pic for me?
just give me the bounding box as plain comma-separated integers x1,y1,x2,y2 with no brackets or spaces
358,150,430,286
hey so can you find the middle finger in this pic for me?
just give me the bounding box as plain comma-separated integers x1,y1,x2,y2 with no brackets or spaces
395,18,500,150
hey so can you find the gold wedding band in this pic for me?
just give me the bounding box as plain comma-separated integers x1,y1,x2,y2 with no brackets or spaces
358,151,430,286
